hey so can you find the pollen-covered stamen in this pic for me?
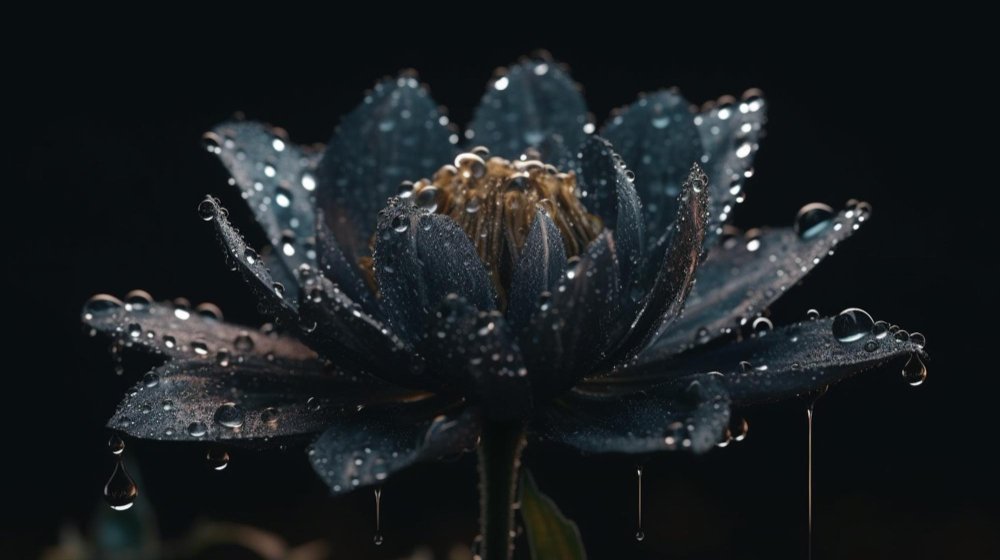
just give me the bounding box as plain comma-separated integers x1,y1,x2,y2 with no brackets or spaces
405,147,602,306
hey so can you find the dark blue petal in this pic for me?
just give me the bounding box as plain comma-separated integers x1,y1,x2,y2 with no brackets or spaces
611,166,709,363
519,232,621,396
374,198,496,343
107,358,408,443
309,402,480,495
204,121,322,296
600,318,926,406
315,209,378,315
602,91,702,239
201,197,298,323
83,296,315,362
652,205,868,355
298,272,426,389
419,296,531,420
696,92,767,239
536,373,729,454
469,55,589,159
507,211,567,331
317,75,455,261
577,136,645,307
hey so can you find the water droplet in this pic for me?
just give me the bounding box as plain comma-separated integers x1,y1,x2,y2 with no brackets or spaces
752,316,773,335
108,435,125,455
191,341,209,356
863,339,879,352
234,333,254,352
729,416,749,442
635,530,645,542
872,321,889,339
104,458,138,511
910,332,926,348
832,308,874,343
162,335,176,349
187,422,207,437
275,187,292,208
124,290,153,310
455,153,486,179
207,448,230,471
494,76,509,90
214,402,245,429
128,323,142,338
893,329,910,342
739,360,753,373
173,306,191,320
695,326,711,344
807,308,820,321
83,294,123,319
263,164,277,178
902,354,927,386
745,233,762,252
300,172,317,191
216,350,231,367
162,399,174,411
465,197,481,214
795,203,835,240
202,132,222,154
142,372,159,388
261,407,279,426
397,180,415,198
415,187,439,213
391,215,409,233
198,198,216,221
244,247,258,265
271,137,286,152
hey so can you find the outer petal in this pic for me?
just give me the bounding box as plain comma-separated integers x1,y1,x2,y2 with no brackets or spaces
576,135,645,306
374,198,496,343
317,75,455,261
314,210,378,315
595,318,926,406
298,273,426,389
107,359,410,443
201,196,298,323
536,373,730,454
602,91,702,239
309,402,480,495
468,55,588,159
83,296,315,362
610,165,709,363
204,121,322,302
419,295,531,420
696,92,767,238
652,204,868,355
519,232,621,396
507,211,567,331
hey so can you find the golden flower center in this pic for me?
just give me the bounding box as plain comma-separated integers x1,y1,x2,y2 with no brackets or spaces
403,148,602,307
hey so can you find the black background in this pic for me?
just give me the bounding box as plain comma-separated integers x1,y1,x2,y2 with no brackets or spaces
9,21,994,560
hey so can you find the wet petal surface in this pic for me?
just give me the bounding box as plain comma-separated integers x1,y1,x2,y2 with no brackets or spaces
507,211,567,331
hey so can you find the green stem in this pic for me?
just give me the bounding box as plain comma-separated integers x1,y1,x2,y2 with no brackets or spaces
478,420,527,560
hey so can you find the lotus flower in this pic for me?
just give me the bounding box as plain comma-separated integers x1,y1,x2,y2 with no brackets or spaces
84,52,927,559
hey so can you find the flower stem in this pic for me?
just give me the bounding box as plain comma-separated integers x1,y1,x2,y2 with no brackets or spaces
478,420,526,560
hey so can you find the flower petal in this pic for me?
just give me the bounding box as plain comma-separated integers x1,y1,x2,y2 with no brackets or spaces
419,295,531,420
611,165,709,363
696,92,767,237
205,121,321,293
536,373,730,454
652,205,868,355
602,91,702,239
314,210,378,315
201,196,298,323
507,210,567,331
605,318,926,405
298,273,426,389
308,402,480,495
107,358,407,443
469,55,588,159
83,296,315,362
317,75,454,262
577,135,645,305
374,198,496,343
519,232,622,396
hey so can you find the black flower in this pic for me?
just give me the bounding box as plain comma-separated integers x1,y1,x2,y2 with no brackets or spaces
84,53,926,555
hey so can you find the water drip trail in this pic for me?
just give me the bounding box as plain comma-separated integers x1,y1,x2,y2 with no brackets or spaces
807,403,814,560
373,487,383,546
635,465,645,542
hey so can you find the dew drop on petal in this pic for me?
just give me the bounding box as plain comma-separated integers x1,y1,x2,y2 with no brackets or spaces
807,308,820,321
795,203,835,240
415,186,439,213
187,422,207,437
752,317,773,335
214,402,245,429
832,308,874,343
910,332,926,348
234,333,254,352
142,372,159,388
873,320,890,339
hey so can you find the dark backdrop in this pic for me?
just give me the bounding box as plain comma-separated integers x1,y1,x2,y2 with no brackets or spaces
10,23,993,560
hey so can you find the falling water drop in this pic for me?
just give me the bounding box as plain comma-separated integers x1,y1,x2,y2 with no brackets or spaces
373,487,384,546
104,458,138,511
635,465,644,542
108,435,125,455
902,354,927,386
206,448,230,471
832,307,874,343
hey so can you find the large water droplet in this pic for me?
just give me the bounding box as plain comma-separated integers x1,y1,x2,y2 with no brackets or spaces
142,372,159,388
455,153,486,179
832,308,874,343
902,354,927,386
872,320,889,339
795,203,835,240
415,187,439,213
198,198,216,221
124,289,153,310
207,448,230,471
83,294,123,319
104,458,138,511
391,215,409,233
214,403,245,429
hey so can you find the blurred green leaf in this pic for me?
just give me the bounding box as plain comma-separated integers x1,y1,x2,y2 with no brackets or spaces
520,470,587,560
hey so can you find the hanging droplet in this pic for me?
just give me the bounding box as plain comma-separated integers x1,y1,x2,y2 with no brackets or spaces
795,203,835,240
373,487,384,546
198,198,216,221
635,465,644,542
108,434,125,455
832,307,874,343
752,316,773,335
902,354,927,386
909,332,926,348
214,402,245,429
206,448,230,471
807,308,820,321
104,458,138,511
729,416,749,442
